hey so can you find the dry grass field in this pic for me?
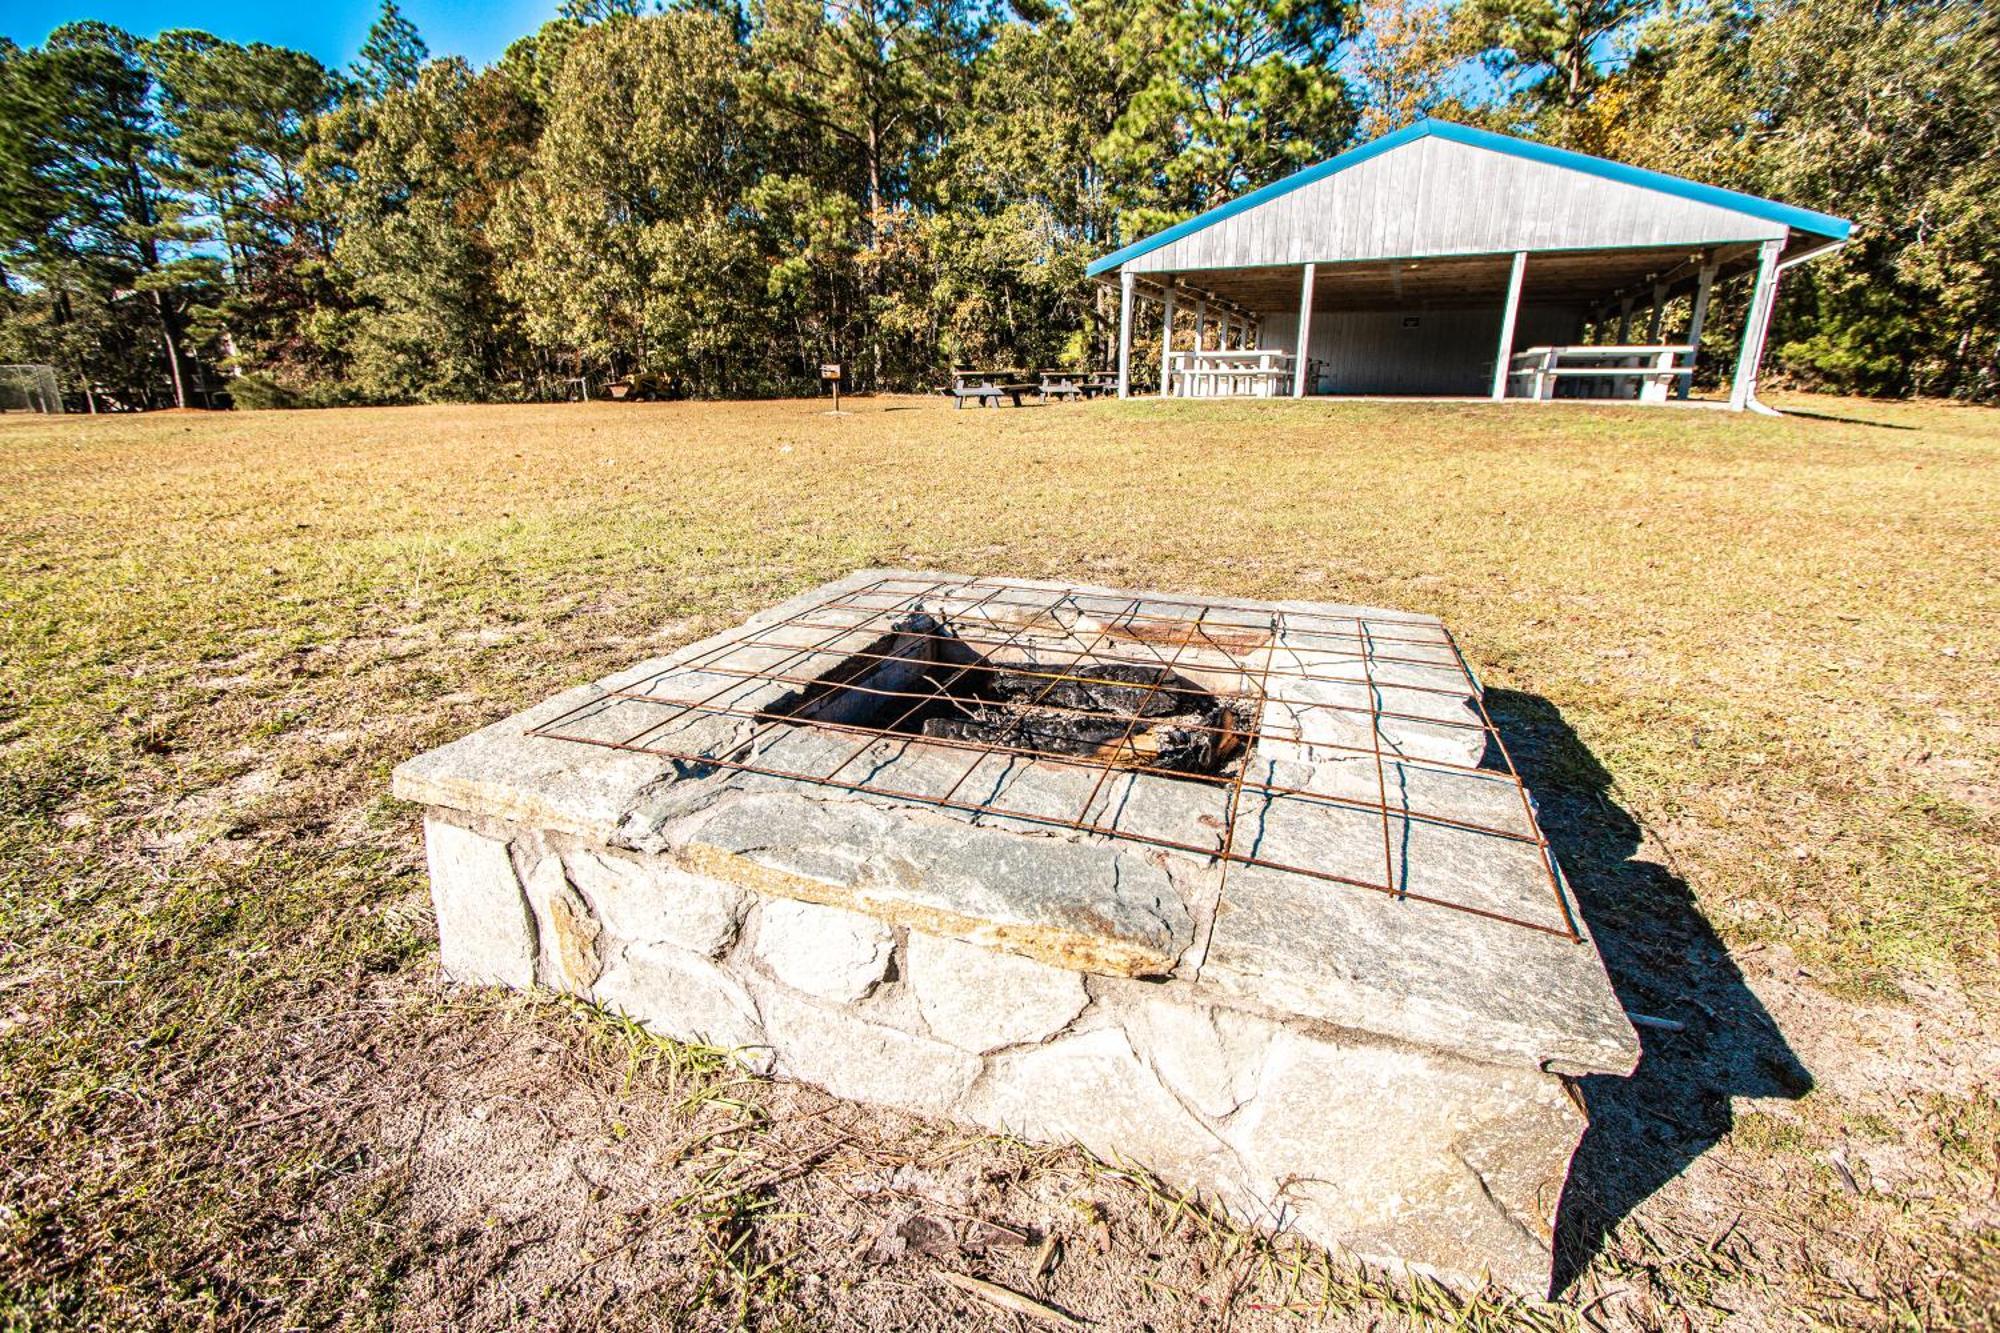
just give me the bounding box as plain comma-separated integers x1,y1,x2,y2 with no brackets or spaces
1,394,1995,1330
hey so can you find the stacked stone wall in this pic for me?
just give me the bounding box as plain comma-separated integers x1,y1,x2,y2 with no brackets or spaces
424,809,1588,1293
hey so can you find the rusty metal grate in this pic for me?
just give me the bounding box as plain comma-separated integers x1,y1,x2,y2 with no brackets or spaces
529,575,1581,941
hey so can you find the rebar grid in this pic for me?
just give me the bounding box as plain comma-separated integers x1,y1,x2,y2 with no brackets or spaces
528,576,1582,941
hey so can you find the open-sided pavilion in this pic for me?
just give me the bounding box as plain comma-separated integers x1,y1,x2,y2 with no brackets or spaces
1089,120,1850,410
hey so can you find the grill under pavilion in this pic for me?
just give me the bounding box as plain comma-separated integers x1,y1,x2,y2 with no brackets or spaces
1090,120,1850,411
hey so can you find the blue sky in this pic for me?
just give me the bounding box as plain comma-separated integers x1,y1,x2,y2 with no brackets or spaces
2,0,562,71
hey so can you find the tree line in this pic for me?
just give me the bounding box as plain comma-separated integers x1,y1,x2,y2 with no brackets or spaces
0,0,1993,408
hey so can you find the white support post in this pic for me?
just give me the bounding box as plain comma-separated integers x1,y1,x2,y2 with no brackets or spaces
1491,250,1528,401
1159,280,1176,398
1646,283,1668,342
1730,238,1785,411
1190,298,1207,398
1617,297,1634,343
1292,263,1316,398
1117,269,1134,399
1680,263,1717,399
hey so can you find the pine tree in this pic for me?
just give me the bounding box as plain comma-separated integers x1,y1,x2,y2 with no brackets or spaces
1350,0,1474,139
340,59,539,400
494,11,768,393
354,0,428,97
750,0,989,387
0,23,213,407
1460,0,1651,117
146,31,341,375
1097,0,1360,238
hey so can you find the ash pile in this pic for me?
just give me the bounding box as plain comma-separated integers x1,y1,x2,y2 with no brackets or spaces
899,612,1248,776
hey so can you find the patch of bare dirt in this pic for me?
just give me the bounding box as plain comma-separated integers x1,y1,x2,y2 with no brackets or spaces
286,992,1439,1332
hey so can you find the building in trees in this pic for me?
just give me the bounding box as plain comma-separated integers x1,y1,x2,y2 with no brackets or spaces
1091,119,1849,410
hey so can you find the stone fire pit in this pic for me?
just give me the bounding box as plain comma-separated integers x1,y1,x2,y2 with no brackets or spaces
393,570,1638,1294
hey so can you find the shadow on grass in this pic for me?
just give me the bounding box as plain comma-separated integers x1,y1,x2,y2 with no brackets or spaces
1771,406,1918,430
1481,689,1813,1296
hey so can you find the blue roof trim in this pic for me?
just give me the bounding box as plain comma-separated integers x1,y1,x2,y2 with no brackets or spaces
1085,119,1850,277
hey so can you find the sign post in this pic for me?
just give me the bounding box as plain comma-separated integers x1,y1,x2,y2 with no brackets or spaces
820,362,843,414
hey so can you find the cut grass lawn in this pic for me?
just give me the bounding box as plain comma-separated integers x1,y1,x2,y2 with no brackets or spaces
1,393,1995,1330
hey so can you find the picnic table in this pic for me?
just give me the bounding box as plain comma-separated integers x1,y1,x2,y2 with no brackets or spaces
949,369,1038,408
1166,350,1293,397
1507,344,1694,403
950,369,1119,406
1037,371,1084,402
1038,370,1119,401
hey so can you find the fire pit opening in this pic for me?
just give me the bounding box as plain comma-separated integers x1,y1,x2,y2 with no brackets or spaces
769,610,1250,777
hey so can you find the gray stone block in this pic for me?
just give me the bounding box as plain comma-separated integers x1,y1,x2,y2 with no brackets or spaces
681,791,1193,978
1222,1027,1581,1293
1120,993,1275,1121
752,897,894,1002
520,845,602,995
964,1026,1252,1201
593,940,768,1066
907,930,1089,1052
423,816,536,988
1202,856,1638,1075
753,981,980,1117
563,845,747,958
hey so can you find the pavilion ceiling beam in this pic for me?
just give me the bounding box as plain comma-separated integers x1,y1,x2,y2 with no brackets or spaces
1593,241,1766,310
1116,274,1260,324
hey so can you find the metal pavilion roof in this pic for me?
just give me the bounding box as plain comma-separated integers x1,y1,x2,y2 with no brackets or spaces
1086,119,1852,279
